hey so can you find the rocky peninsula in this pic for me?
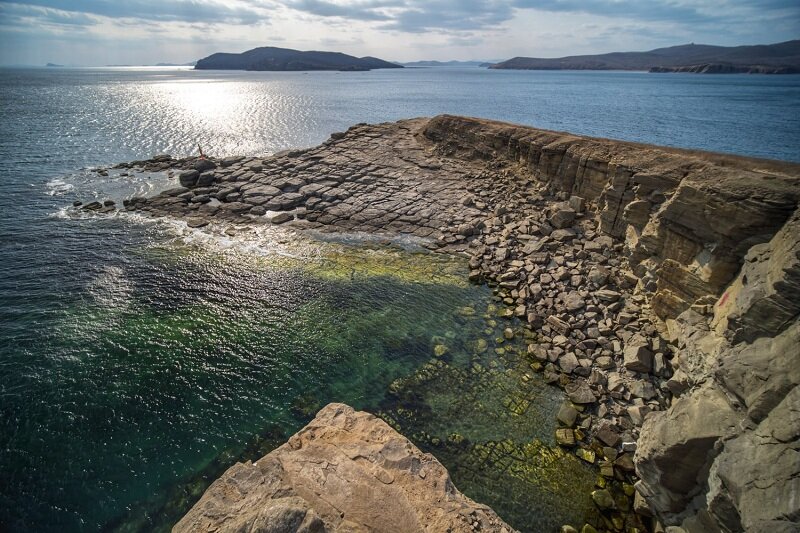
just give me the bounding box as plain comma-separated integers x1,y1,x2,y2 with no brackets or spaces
86,115,800,532
489,40,800,74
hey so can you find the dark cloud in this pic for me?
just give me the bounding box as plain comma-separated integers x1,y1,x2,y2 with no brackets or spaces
286,0,396,21
0,2,95,27
283,0,800,32
0,0,265,24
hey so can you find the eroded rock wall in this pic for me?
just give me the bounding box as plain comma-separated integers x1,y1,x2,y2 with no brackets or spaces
422,115,800,532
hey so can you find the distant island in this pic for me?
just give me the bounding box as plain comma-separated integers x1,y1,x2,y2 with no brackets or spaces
45,63,63,68
195,46,402,71
490,40,800,73
401,60,490,68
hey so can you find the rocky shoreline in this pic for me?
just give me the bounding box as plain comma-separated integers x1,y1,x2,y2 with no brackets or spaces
79,115,800,532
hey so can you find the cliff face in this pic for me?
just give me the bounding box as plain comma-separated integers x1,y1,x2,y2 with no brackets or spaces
421,115,800,532
174,403,515,533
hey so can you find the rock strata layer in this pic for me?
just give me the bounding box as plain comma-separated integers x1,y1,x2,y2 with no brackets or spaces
104,115,800,533
173,403,515,533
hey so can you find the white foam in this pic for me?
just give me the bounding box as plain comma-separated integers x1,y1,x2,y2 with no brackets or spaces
45,177,74,196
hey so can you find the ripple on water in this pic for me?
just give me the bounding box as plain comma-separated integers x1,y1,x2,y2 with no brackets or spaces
0,214,597,533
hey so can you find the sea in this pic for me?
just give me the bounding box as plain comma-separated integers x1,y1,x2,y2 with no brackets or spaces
1,66,799,533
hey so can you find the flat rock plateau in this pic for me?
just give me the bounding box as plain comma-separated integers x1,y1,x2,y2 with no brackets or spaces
82,115,800,532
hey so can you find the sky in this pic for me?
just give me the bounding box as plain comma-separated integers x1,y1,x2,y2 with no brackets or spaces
0,0,798,65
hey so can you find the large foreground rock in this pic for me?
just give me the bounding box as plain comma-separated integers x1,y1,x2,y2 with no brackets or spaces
174,403,515,533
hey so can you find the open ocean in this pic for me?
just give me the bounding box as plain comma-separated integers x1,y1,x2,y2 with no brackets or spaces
1,66,799,532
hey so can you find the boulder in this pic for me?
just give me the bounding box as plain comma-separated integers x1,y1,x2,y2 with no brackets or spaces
271,212,294,224
623,338,654,373
194,159,216,172
565,380,597,404
557,403,579,427
591,489,615,510
551,207,577,229
559,352,580,374
179,169,200,187
196,171,216,187
174,404,515,533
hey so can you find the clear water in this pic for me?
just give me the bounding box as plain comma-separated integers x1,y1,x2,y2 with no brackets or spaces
1,67,799,532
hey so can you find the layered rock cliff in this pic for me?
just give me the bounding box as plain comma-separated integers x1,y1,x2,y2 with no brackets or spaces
421,115,800,532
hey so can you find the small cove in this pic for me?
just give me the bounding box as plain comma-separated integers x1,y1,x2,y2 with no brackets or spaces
1,217,596,532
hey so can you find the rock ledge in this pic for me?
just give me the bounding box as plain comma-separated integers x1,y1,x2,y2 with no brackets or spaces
174,403,515,533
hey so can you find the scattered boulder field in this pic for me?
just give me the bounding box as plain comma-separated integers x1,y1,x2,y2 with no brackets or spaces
83,114,800,533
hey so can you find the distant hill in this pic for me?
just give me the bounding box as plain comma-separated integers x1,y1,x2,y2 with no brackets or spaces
45,63,63,67
195,47,402,71
401,60,489,67
490,40,800,74
155,62,196,67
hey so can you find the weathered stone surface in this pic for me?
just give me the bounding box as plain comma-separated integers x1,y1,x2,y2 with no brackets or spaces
713,207,800,344
635,384,739,518
174,403,515,533
623,337,653,373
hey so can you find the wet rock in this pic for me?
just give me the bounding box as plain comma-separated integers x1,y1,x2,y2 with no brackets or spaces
591,489,616,510
194,159,216,172
179,169,200,187
557,403,579,427
186,217,208,228
270,212,294,224
220,155,243,167
575,447,596,464
163,186,190,197
82,201,103,211
555,428,576,447
196,171,216,187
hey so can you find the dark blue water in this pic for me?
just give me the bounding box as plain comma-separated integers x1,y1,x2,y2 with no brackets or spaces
1,67,799,532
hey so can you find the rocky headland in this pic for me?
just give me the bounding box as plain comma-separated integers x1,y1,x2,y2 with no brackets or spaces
489,40,800,73
86,115,800,532
194,46,401,71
